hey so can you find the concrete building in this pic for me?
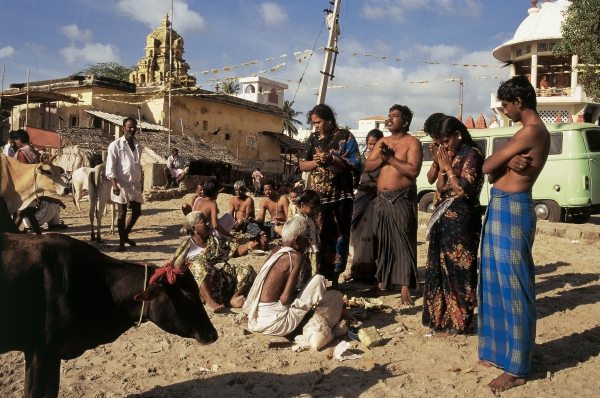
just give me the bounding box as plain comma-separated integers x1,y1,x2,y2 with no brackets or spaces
490,0,600,125
2,16,302,179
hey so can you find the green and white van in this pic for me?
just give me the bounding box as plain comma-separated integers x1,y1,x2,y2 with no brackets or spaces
416,123,600,223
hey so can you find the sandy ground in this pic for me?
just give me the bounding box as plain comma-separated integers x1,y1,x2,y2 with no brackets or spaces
1,192,600,398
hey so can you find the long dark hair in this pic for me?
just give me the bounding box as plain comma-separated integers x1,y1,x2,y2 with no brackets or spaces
430,116,478,150
307,104,338,130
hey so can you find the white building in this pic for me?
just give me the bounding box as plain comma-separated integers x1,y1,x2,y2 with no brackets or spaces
237,76,288,109
490,0,600,125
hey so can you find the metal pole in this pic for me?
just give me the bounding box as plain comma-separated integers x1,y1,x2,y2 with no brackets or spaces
458,76,464,122
167,0,174,151
0,66,5,114
25,69,30,128
317,0,341,105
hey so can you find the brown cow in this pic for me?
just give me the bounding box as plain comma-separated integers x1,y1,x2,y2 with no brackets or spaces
0,154,69,213
0,233,218,398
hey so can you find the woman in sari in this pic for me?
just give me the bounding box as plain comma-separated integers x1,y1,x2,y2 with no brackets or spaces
300,104,360,287
349,129,384,283
422,115,484,334
170,211,257,312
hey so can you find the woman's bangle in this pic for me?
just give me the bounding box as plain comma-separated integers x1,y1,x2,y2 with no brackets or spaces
448,174,457,179
439,171,446,176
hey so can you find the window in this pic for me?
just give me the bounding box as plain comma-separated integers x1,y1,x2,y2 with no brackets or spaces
268,88,278,104
474,138,487,155
492,137,511,153
244,85,256,94
585,129,600,152
69,115,78,127
422,142,433,162
225,133,231,140
202,120,208,131
549,133,563,155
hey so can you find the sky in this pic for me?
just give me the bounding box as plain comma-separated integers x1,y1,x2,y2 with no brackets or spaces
0,0,537,132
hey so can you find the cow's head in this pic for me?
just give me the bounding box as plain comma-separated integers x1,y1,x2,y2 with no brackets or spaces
35,161,70,195
134,270,218,344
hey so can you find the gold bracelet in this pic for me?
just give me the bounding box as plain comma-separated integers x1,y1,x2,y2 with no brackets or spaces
439,171,447,176
449,174,457,179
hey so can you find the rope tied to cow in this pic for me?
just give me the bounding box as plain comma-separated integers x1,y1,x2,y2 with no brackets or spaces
136,264,149,327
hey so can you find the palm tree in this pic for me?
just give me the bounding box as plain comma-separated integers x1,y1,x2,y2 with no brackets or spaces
220,79,240,95
282,100,303,137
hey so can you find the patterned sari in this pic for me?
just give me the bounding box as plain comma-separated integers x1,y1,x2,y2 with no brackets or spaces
171,236,256,305
304,129,360,279
422,144,484,333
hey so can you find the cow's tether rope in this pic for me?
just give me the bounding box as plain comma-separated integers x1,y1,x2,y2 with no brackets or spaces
136,264,148,327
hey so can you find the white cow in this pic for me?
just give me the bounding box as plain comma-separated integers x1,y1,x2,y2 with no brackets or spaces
71,164,115,242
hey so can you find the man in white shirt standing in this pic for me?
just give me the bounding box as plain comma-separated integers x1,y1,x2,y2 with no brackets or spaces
106,117,144,252
2,131,17,157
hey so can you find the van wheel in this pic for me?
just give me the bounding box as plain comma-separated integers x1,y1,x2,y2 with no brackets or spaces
418,192,435,213
535,200,561,222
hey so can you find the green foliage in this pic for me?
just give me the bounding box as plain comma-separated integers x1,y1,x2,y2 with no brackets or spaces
282,100,303,137
220,79,240,95
76,62,133,81
554,0,600,101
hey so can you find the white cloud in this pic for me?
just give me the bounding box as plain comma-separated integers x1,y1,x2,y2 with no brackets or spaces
362,0,481,21
0,46,15,59
283,46,505,131
60,24,93,43
414,44,464,60
258,2,288,26
116,0,206,34
60,43,120,65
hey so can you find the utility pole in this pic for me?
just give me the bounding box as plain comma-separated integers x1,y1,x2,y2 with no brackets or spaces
167,0,174,151
458,76,464,122
317,0,341,105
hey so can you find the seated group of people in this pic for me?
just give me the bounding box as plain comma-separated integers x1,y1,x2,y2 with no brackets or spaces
172,175,340,340
2,129,67,233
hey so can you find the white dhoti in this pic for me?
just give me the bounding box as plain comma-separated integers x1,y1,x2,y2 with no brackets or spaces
248,275,331,336
23,202,61,228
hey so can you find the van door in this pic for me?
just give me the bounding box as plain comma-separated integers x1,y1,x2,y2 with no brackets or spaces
474,138,489,205
584,128,600,207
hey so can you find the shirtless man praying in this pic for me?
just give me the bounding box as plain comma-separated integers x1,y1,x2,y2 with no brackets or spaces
364,104,422,304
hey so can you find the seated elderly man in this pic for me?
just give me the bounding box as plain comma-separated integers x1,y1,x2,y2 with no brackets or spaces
163,148,189,189
243,216,343,337
166,211,258,312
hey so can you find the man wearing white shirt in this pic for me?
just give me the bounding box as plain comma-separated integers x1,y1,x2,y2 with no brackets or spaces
163,147,189,188
105,117,144,252
2,131,17,157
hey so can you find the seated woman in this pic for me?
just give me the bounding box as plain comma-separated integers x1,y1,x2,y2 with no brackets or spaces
172,211,258,312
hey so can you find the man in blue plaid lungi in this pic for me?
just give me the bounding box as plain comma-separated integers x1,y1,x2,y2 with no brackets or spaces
478,76,550,393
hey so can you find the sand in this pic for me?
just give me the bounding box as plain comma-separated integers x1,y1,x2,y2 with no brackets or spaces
1,193,599,398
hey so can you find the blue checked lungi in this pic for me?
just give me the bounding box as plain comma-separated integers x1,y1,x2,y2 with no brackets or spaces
477,187,537,377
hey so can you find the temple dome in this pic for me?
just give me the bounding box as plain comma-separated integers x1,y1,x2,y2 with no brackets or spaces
148,15,181,44
493,0,569,62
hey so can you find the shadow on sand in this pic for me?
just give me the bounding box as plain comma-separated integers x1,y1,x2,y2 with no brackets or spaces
531,325,600,380
127,365,393,398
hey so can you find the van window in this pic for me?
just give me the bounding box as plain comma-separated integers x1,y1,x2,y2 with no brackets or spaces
585,129,600,152
549,133,563,155
474,138,487,155
492,134,563,155
492,137,510,153
422,142,433,161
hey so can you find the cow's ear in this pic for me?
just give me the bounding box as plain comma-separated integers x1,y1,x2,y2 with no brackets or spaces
134,284,163,302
